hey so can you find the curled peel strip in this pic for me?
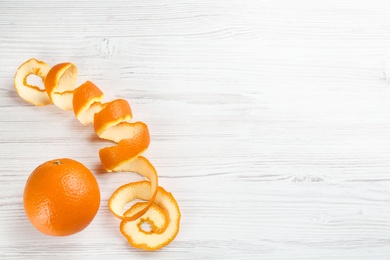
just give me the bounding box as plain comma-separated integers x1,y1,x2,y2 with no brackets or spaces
44,62,78,111
14,58,52,106
94,98,134,142
73,81,105,125
98,122,151,169
126,202,168,234
93,98,158,221
104,155,159,222
118,181,181,251
14,59,180,250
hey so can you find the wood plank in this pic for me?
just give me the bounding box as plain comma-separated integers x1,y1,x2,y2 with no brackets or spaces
2,0,390,258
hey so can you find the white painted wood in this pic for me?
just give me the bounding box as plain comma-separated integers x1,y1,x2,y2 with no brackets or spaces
2,0,390,258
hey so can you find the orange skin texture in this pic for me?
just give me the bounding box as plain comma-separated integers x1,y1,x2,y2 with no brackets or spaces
23,158,100,236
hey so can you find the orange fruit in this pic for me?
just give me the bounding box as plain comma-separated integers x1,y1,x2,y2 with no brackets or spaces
44,62,78,110
23,158,100,236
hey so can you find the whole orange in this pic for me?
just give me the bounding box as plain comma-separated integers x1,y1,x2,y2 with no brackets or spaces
23,158,100,236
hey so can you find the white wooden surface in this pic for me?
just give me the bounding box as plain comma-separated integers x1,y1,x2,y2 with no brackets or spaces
2,0,390,259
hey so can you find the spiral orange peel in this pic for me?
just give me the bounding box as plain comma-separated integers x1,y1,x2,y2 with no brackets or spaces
14,58,181,251
126,201,168,234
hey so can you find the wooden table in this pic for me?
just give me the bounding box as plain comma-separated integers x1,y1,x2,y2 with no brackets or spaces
2,1,390,259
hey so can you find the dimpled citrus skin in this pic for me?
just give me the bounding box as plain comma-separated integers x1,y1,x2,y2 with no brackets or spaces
23,158,100,236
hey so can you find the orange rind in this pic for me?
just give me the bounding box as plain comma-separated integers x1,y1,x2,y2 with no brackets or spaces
117,181,181,251
93,99,133,142
98,122,150,170
107,156,158,221
14,58,52,106
23,158,100,236
44,62,78,110
73,81,105,125
126,202,168,234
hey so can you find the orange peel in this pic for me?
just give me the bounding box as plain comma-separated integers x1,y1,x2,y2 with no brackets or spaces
14,58,52,106
98,122,150,170
73,81,105,125
126,202,168,234
116,181,181,251
95,100,156,222
107,156,158,221
93,99,133,142
44,62,78,110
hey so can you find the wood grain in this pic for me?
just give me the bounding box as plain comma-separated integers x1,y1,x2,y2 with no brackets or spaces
2,0,390,259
